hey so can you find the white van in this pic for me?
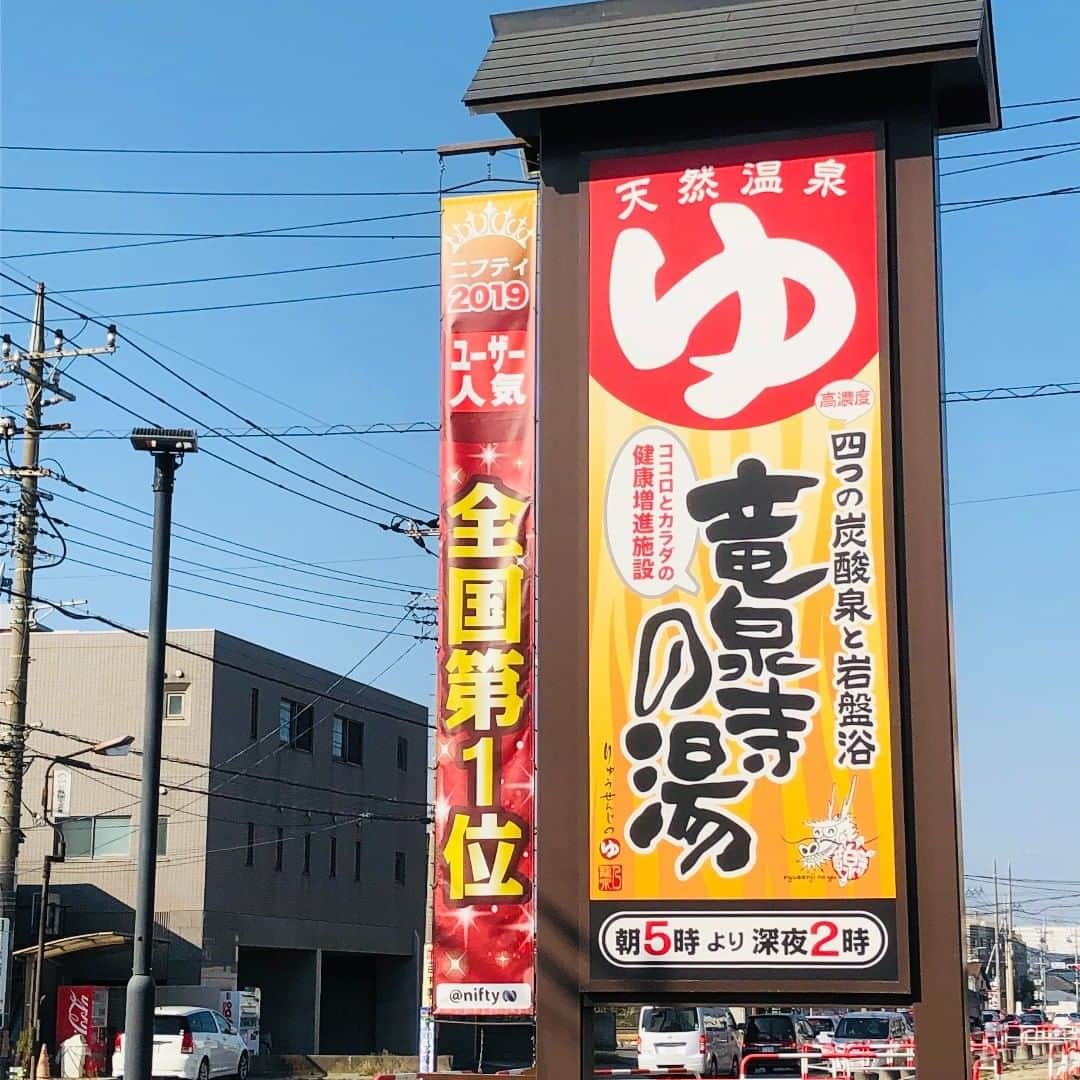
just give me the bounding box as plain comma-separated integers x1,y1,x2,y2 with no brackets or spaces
637,1005,740,1077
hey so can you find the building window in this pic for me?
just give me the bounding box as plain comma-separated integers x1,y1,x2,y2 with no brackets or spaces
163,689,187,727
396,736,408,772
61,815,135,859
275,827,284,871
245,823,254,867
249,688,259,741
394,850,407,886
332,716,364,765
278,698,314,752
156,817,169,857
354,839,363,882
329,836,337,878
303,833,311,875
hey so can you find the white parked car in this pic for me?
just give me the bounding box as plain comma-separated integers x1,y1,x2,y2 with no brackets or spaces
1052,1012,1080,1028
637,1005,741,1078
114,1006,249,1080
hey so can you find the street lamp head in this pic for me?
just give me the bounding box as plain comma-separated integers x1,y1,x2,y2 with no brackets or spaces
91,734,134,756
129,427,198,455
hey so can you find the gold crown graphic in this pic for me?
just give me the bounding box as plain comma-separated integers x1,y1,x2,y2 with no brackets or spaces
444,200,534,255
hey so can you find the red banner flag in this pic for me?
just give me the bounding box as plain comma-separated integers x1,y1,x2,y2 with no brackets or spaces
433,190,537,1017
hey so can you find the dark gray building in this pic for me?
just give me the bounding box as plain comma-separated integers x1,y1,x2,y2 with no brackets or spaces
6,629,428,1055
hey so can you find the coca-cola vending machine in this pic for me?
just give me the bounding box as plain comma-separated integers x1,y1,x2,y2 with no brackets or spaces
56,986,108,1076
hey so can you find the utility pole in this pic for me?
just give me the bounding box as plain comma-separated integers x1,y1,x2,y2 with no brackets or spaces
1040,920,1047,1012
993,859,1002,1012
0,285,115,1057
124,428,196,1080
1005,863,1015,1014
1074,927,1079,1012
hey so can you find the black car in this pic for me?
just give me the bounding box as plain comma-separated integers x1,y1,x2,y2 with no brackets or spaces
741,1013,815,1077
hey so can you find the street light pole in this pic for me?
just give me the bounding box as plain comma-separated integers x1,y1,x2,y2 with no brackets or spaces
124,430,196,1080
30,737,133,1058
1074,928,1079,1013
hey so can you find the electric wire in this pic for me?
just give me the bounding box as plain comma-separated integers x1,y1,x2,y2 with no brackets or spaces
0,252,440,296
57,521,423,610
9,587,433,730
44,485,428,594
0,177,532,198
0,144,440,156
47,422,438,440
36,727,430,809
59,552,423,635
0,280,438,520
0,209,441,260
60,531,431,619
0,257,436,479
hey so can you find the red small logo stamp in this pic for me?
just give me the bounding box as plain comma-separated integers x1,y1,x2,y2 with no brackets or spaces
599,838,622,861
598,864,623,892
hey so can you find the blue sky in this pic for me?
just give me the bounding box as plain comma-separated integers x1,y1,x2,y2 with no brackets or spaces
1,1,1078,922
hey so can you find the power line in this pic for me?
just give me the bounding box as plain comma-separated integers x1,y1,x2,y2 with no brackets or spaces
940,184,1080,213
0,184,446,198
12,587,433,730
941,138,1080,161
44,485,428,594
951,486,1080,508
0,210,441,260
60,532,431,619
0,252,439,296
43,751,428,821
47,364,403,530
940,144,1080,178
90,319,436,518
945,112,1080,138
0,257,436,479
45,282,438,319
0,144,440,156
0,106,1070,155
0,215,437,238
47,421,438,440
945,382,1080,403
57,522,425,609
1003,96,1080,111
0,178,531,198
37,727,429,810
0,283,437,522
0,324,413,535
60,552,425,635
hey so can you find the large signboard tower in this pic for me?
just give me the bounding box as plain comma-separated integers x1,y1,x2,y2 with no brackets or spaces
463,1,999,1076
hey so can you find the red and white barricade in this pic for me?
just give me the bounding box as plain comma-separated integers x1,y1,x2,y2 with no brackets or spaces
740,1043,915,1079
1047,1034,1080,1080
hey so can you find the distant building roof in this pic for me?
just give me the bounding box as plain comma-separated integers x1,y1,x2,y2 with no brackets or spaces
465,0,999,134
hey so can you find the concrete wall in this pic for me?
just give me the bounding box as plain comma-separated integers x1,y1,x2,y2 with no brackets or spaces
7,630,215,978
202,631,428,964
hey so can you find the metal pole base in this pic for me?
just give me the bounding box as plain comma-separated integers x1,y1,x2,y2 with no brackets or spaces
124,974,156,1080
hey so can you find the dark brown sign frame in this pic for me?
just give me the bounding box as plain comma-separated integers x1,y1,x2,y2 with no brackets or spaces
464,5,1000,1076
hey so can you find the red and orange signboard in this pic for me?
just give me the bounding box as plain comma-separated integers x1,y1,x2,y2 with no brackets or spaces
433,190,537,1016
587,134,903,981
